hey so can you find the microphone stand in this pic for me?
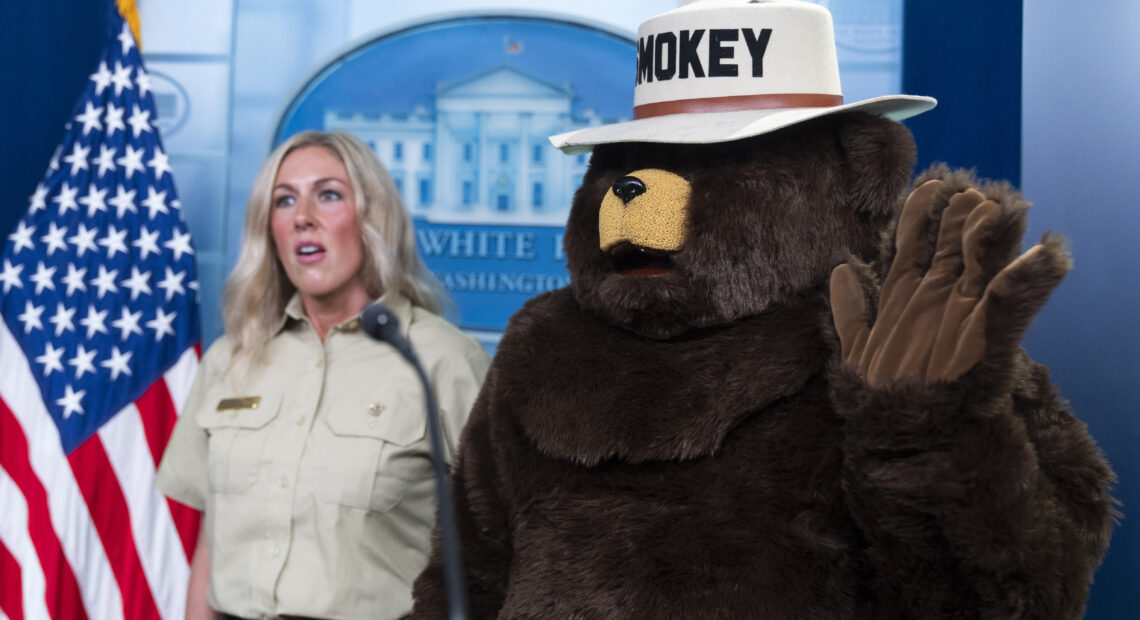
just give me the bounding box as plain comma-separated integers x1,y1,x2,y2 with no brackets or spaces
361,304,468,620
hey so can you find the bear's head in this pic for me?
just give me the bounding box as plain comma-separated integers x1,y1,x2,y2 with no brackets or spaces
563,112,917,338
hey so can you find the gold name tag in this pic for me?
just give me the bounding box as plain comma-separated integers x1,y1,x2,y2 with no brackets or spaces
216,396,261,411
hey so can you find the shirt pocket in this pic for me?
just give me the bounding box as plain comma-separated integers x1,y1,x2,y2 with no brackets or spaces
316,389,427,512
196,394,282,495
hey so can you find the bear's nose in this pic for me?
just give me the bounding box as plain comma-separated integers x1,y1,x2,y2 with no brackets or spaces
612,176,647,204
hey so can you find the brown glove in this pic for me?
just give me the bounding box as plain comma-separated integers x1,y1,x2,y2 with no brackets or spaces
830,173,1070,386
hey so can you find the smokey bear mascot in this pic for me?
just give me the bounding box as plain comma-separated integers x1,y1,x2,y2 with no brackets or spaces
413,1,1115,618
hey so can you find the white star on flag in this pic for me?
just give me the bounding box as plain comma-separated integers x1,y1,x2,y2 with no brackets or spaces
17,300,45,334
0,259,24,293
40,222,69,256
90,60,113,95
117,21,135,54
74,101,104,135
141,187,170,219
127,104,153,138
79,304,110,339
147,147,173,178
29,183,49,213
56,385,87,419
53,182,80,215
89,265,119,298
122,266,152,300
111,306,144,340
29,261,57,294
163,229,194,260
93,144,118,177
7,221,36,254
100,346,134,380
78,185,109,217
116,143,146,177
104,101,126,135
48,302,77,336
62,263,89,296
135,68,153,98
110,60,133,96
99,225,128,257
48,145,61,172
69,223,100,257
146,307,177,341
157,267,187,301
62,142,91,176
35,342,66,377
108,185,137,217
132,226,161,259
68,345,98,379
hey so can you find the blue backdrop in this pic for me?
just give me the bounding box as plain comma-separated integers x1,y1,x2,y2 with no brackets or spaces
903,0,1021,185
906,2,1138,617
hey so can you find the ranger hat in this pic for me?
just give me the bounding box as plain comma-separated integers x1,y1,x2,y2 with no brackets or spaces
550,0,936,153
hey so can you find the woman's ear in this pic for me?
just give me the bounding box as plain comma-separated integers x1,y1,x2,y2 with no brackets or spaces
836,112,917,217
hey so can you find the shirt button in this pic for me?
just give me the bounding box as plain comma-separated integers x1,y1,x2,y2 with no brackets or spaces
271,545,280,557
315,358,323,368
279,476,289,489
296,416,305,426
368,402,385,416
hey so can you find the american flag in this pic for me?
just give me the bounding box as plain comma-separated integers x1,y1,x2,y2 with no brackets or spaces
0,7,200,620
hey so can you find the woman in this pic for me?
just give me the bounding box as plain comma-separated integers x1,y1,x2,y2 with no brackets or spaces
157,131,490,619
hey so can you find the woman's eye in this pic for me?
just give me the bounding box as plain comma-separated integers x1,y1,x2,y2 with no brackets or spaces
273,195,295,208
319,189,342,201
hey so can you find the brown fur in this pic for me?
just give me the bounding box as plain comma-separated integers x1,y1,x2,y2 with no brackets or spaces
411,114,1115,619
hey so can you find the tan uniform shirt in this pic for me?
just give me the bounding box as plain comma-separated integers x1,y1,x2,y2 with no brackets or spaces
156,293,490,619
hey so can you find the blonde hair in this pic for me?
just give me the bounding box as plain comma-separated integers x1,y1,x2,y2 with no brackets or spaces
222,130,448,366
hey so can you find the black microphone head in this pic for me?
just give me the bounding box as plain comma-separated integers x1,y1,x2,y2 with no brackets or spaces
360,302,402,343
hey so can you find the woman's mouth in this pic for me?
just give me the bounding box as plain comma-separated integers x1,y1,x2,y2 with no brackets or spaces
296,243,326,264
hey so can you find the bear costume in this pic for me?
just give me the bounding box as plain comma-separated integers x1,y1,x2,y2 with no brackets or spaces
413,2,1115,618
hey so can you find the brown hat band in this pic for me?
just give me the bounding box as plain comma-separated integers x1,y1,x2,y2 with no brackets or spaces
633,93,845,120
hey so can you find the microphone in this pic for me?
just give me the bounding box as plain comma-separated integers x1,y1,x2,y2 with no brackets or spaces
360,302,412,356
359,303,468,620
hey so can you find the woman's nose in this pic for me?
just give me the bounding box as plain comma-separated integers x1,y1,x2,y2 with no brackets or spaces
293,196,315,227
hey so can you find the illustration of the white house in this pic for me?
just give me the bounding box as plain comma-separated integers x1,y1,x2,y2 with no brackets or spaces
324,65,626,225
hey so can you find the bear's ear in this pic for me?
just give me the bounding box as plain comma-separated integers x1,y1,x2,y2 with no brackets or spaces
836,113,917,216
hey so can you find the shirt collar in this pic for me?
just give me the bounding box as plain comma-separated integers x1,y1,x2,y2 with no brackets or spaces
283,292,306,324
277,290,414,339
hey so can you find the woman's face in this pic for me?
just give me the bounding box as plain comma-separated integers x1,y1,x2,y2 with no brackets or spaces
270,145,370,311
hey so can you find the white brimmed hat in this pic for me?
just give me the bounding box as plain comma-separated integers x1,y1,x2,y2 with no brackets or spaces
550,0,936,153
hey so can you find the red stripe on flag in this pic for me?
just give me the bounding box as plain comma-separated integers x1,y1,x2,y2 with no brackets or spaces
0,398,89,620
0,538,25,620
165,497,201,563
135,380,176,466
135,378,200,561
68,437,161,620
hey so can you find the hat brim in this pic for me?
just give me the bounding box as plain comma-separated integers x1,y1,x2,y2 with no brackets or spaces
549,95,936,153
